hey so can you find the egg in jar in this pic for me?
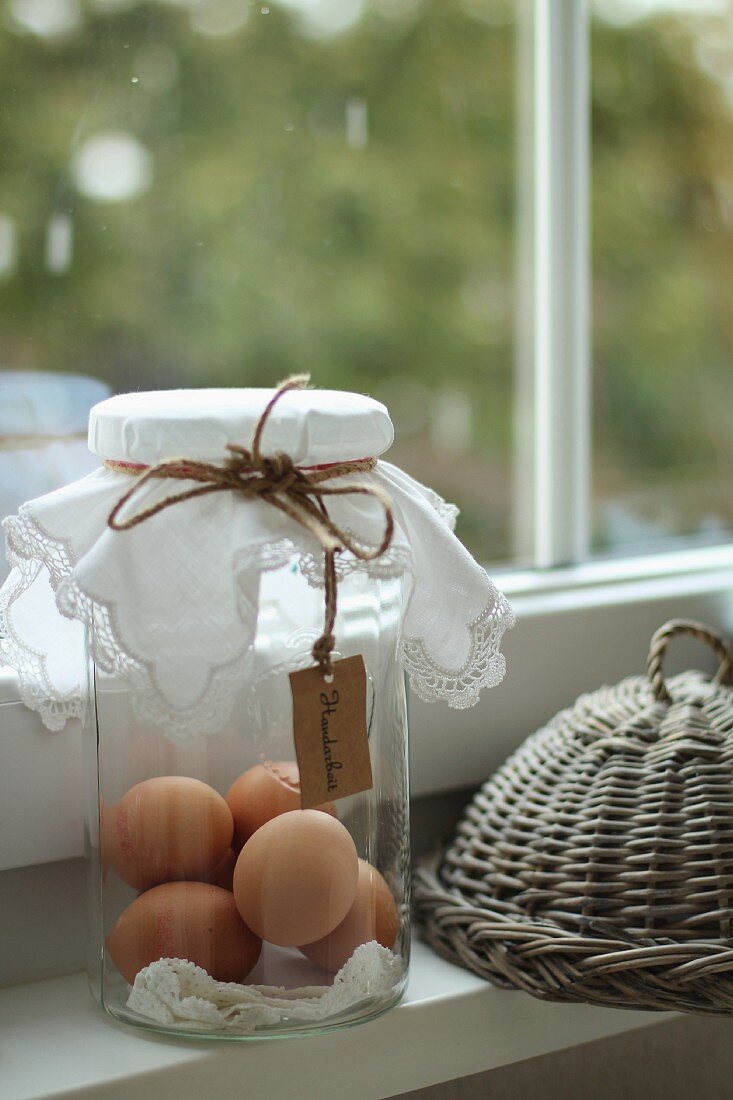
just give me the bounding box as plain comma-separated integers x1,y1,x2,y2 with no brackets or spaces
226,761,336,849
107,881,262,985
233,809,358,946
106,776,233,891
300,859,399,973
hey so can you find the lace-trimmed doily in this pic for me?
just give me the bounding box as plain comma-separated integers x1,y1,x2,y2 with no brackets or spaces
0,461,513,740
127,942,402,1032
401,587,514,709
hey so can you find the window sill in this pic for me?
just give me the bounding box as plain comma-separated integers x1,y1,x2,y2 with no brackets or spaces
0,937,668,1100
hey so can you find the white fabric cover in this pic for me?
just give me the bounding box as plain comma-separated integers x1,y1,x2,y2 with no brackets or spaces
0,388,514,740
87,387,394,465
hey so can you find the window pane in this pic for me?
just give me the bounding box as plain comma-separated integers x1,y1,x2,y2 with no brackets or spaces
592,0,733,556
0,0,518,564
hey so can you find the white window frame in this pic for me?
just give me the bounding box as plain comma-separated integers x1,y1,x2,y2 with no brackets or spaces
2,0,733,872
532,0,590,568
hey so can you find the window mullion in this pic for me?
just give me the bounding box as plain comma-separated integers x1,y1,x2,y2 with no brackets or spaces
533,0,591,569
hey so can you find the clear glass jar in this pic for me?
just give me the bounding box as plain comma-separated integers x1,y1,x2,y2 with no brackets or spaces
84,559,409,1039
1,383,509,1038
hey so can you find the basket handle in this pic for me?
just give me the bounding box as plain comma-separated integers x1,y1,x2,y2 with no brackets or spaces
647,618,733,704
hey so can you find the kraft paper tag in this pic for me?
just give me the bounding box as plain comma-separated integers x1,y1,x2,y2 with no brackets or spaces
290,654,373,809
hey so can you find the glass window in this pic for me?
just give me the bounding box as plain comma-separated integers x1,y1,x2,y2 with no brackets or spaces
592,0,733,556
0,0,518,564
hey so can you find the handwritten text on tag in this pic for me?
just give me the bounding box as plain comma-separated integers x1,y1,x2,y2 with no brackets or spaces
290,655,373,809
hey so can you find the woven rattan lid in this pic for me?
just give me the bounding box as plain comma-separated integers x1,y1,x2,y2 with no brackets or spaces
415,619,733,1016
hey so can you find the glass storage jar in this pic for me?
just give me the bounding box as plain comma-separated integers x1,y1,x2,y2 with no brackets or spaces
0,379,513,1040
87,567,409,1037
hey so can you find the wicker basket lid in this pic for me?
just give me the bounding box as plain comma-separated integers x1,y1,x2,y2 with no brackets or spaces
415,619,733,1016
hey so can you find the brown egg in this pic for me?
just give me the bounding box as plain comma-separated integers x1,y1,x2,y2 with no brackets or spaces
233,810,359,947
226,761,337,849
107,881,261,985
300,859,399,973
199,847,238,891
107,777,233,891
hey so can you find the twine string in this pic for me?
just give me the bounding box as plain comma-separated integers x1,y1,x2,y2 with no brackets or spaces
106,374,394,676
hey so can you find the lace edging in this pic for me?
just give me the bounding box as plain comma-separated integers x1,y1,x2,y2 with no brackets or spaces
1,515,85,731
400,580,515,709
298,538,414,589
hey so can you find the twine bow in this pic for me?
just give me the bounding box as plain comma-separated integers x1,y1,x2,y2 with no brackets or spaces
106,375,394,677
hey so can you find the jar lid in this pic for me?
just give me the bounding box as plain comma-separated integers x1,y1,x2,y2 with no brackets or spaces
0,371,110,437
88,388,394,466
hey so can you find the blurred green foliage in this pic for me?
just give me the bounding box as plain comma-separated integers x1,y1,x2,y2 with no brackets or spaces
592,9,733,549
0,0,731,560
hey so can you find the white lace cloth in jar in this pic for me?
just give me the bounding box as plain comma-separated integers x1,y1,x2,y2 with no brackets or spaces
127,942,402,1032
0,383,514,741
